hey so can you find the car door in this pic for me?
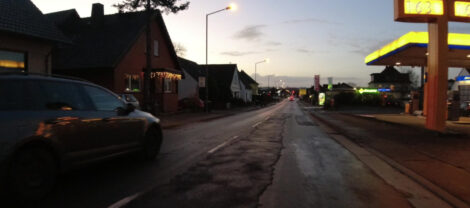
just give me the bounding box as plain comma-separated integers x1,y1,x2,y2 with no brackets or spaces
81,85,144,153
27,80,100,161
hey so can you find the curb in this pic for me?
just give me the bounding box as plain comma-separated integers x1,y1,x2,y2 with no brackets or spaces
306,108,470,208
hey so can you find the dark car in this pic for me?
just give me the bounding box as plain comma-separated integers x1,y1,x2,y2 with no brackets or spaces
0,73,163,200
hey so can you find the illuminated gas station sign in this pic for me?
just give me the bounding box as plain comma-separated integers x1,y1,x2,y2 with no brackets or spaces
456,75,470,81
404,0,444,15
454,1,470,17
449,1,470,22
357,88,379,94
395,0,444,22
396,0,470,22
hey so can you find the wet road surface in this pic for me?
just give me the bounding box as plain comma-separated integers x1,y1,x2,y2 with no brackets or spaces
31,101,286,208
14,99,446,207
259,101,411,208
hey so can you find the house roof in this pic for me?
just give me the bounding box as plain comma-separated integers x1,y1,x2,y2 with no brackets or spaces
0,0,69,43
46,9,81,29
178,57,202,80
202,64,238,89
239,70,258,89
370,66,411,84
47,9,181,72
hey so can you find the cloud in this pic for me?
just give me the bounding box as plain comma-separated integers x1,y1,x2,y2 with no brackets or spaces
220,51,260,57
348,38,395,56
297,49,313,53
283,18,342,25
265,41,282,46
233,25,267,41
296,49,330,54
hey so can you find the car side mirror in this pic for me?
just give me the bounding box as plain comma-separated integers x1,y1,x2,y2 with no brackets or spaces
125,103,135,113
117,103,135,115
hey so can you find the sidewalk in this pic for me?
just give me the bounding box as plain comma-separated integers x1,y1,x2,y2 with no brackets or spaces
354,113,470,136
158,106,260,129
301,103,470,206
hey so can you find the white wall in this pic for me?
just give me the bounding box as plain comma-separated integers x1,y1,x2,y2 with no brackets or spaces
178,69,198,100
231,69,241,98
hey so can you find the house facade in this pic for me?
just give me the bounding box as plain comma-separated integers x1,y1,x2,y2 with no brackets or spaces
178,57,201,101
239,70,258,103
0,0,68,74
202,64,242,108
369,66,411,99
47,4,182,113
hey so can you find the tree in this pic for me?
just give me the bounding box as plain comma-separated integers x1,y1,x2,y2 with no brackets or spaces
115,0,189,14
173,42,187,57
114,0,189,113
398,67,420,89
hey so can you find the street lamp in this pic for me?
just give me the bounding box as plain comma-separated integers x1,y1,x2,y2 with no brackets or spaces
254,58,269,82
205,3,236,112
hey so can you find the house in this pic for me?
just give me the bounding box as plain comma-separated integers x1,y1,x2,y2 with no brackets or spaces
46,3,182,113
369,66,411,99
0,0,68,74
178,57,202,101
238,70,258,103
202,64,241,108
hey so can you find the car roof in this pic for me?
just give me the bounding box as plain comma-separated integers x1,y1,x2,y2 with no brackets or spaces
0,72,94,86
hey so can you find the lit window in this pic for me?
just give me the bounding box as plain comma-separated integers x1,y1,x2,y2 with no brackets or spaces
164,78,171,93
0,50,25,71
124,74,141,92
154,40,159,56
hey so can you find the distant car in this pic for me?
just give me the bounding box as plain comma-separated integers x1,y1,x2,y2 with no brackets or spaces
289,96,295,101
119,94,140,109
0,73,163,200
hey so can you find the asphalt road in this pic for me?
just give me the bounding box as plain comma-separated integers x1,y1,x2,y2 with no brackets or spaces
16,99,445,208
32,100,287,208
259,100,411,208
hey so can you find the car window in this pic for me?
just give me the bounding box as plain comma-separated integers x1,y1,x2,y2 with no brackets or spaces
83,85,124,111
35,81,91,111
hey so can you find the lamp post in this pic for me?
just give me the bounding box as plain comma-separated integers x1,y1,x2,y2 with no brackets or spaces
254,58,269,82
205,3,236,113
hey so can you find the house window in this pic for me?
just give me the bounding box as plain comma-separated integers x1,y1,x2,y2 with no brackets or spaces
154,40,159,56
124,74,141,92
0,50,26,71
164,78,171,93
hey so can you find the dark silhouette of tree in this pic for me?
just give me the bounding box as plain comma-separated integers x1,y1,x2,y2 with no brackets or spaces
173,42,187,57
114,0,189,14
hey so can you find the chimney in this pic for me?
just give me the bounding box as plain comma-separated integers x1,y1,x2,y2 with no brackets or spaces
91,3,104,25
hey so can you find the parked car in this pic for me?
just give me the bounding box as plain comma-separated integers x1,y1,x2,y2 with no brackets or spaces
119,94,140,109
0,73,163,200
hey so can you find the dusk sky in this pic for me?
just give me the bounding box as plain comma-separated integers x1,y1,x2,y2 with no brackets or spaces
32,0,467,87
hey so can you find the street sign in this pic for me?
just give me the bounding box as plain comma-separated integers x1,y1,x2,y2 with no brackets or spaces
314,75,320,92
198,77,206,88
395,0,444,22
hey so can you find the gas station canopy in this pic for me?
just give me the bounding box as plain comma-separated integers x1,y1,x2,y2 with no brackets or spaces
365,31,470,67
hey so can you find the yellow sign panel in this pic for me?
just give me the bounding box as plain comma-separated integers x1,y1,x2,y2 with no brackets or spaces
404,0,444,15
299,89,307,96
455,1,470,17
